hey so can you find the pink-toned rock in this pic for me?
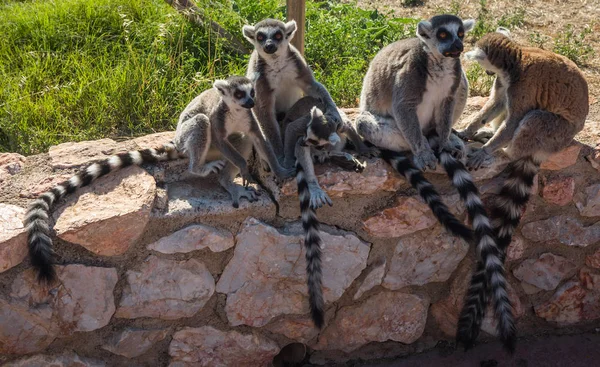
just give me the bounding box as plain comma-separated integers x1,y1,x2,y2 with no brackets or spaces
3,352,105,367
102,327,170,358
216,218,369,327
535,267,600,325
513,253,577,290
354,257,386,300
541,176,575,206
133,131,175,150
19,173,72,198
382,225,468,289
169,326,280,367
312,292,429,352
362,197,438,238
0,265,117,354
521,215,600,247
116,256,214,320
147,224,234,254
0,204,27,273
430,263,523,337
53,165,156,256
506,235,527,262
540,144,581,171
265,316,320,343
0,153,25,183
521,282,543,295
281,158,402,198
575,184,600,217
585,144,600,171
586,249,600,269
49,138,123,169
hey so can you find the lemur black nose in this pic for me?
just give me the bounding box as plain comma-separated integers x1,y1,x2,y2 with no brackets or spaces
264,43,277,54
243,99,255,109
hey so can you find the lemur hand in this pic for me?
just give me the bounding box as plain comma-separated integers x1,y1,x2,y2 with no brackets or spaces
413,148,438,171
466,147,495,170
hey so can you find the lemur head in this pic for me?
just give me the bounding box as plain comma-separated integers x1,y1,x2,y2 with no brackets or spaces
242,19,297,57
303,107,340,150
464,27,519,78
213,76,255,109
417,15,476,58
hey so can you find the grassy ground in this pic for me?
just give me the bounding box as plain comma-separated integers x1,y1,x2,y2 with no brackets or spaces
1,0,597,155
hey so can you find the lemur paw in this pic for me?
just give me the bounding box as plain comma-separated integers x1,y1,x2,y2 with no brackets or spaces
472,128,495,144
276,166,296,180
466,147,495,170
191,160,226,177
413,148,438,171
308,183,333,209
457,129,475,142
229,185,260,208
442,139,466,160
325,110,343,126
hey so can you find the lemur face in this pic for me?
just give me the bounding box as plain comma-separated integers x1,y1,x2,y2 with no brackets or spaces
213,76,255,109
242,19,297,57
304,107,340,150
417,15,476,59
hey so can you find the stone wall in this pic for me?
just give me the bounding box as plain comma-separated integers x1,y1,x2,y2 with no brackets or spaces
1,105,600,366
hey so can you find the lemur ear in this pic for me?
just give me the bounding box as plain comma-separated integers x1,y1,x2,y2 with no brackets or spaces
416,20,433,40
213,80,229,95
284,20,297,39
463,19,476,32
242,25,255,42
496,26,511,38
310,106,323,119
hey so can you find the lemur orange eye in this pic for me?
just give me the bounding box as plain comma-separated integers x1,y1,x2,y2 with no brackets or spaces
274,32,283,40
458,31,464,38
438,31,448,39
256,33,265,42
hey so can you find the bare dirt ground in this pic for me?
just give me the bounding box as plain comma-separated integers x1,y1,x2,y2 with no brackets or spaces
345,0,600,147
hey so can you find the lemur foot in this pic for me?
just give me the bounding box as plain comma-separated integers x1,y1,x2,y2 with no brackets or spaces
472,128,495,144
466,147,495,170
442,139,466,160
227,184,260,208
191,160,226,177
413,148,438,171
308,182,332,209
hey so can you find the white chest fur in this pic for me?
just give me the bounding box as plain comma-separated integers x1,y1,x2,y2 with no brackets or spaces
224,108,252,135
416,59,456,130
265,57,304,113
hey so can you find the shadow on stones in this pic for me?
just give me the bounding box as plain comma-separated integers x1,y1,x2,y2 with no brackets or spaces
273,343,308,367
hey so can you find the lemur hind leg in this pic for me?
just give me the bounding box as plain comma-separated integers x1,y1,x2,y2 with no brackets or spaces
218,133,260,208
176,114,225,176
354,111,409,151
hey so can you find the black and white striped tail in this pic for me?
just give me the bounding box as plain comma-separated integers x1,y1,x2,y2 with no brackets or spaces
24,143,181,284
296,161,324,328
458,156,539,352
439,151,513,352
380,149,473,243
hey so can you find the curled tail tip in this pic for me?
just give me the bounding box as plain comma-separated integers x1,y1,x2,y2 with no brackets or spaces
36,265,57,285
311,307,324,329
500,324,517,354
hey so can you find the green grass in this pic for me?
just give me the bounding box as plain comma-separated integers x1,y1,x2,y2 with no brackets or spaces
553,24,595,66
0,0,417,155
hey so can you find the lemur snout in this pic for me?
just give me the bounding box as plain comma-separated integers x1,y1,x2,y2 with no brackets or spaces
264,43,277,54
242,99,255,109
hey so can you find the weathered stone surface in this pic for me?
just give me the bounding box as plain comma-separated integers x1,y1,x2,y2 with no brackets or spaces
102,327,170,358
354,257,386,300
169,326,280,367
133,131,175,150
1,265,117,354
521,215,600,247
19,173,72,198
575,184,600,217
216,218,369,327
506,235,527,262
586,249,600,269
363,197,437,238
147,224,234,254
3,352,105,367
0,204,27,273
53,165,156,256
540,144,581,171
0,152,25,183
49,138,123,169
116,256,215,320
313,292,429,352
522,282,543,295
513,253,577,290
281,158,402,198
586,144,600,171
542,176,575,206
431,263,523,337
382,225,469,289
535,268,600,325
265,316,320,344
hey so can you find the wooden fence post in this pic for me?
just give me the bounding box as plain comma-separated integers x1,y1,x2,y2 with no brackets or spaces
286,0,306,55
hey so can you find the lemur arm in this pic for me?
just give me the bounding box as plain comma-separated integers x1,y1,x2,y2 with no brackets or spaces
437,96,456,147
302,79,343,125
212,127,252,182
460,79,507,138
283,115,311,168
248,117,295,178
392,104,437,170
295,138,333,208
253,77,284,159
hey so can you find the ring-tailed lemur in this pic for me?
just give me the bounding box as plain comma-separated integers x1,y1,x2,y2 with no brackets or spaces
24,76,292,284
354,15,511,350
456,28,589,351
242,18,345,162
